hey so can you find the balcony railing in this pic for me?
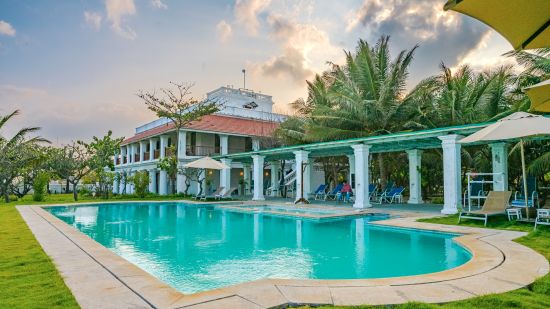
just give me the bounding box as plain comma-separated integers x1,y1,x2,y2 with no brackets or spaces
153,149,160,159
134,154,140,162
144,152,150,161
186,146,220,156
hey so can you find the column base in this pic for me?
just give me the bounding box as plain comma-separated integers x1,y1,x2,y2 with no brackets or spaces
353,202,372,209
407,199,424,204
441,207,458,215
252,197,265,201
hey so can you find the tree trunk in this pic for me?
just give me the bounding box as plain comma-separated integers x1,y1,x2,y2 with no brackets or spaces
3,186,10,203
378,154,387,186
65,179,70,193
73,182,78,201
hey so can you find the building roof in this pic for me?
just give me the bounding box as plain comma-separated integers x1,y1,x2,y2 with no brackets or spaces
121,114,279,145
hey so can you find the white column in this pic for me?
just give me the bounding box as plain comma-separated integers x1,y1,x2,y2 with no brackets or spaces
243,163,251,195
149,169,157,193
252,138,260,151
293,151,310,202
439,135,463,214
120,171,126,193
347,154,355,188
139,141,146,162
159,170,168,195
252,155,265,200
120,146,127,165
407,149,423,204
130,144,136,163
352,144,372,208
220,158,232,191
160,135,168,159
490,143,508,191
176,169,186,194
219,134,229,155
149,138,157,161
126,171,132,193
178,130,187,160
270,162,279,197
113,172,119,194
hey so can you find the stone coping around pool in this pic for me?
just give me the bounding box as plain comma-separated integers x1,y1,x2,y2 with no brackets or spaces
17,203,549,309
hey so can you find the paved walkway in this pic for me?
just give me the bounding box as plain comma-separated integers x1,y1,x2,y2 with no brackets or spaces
18,202,549,309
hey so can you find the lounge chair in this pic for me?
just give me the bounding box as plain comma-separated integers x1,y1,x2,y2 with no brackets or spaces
368,184,378,201
379,186,405,204
534,208,550,230
374,181,394,202
510,176,539,208
216,187,237,200
325,184,343,200
199,186,225,200
463,176,487,210
313,184,327,200
459,191,512,226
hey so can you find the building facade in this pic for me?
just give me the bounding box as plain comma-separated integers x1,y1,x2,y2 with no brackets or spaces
114,87,286,196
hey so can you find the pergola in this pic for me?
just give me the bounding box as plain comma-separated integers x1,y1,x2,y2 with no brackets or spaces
213,121,514,214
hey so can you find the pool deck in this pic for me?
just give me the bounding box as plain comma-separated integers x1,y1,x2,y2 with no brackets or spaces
17,201,549,309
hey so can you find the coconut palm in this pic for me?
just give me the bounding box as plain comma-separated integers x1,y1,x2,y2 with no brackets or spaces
0,110,49,202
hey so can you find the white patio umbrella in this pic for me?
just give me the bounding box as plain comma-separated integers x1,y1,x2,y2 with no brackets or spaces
183,157,229,170
460,112,550,219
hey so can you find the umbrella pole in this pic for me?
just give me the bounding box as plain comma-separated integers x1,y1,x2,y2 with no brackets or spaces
520,139,529,220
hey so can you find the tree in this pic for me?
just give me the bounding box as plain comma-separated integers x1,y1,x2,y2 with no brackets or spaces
0,110,49,202
131,170,150,198
137,82,222,158
52,142,93,201
86,131,124,199
157,146,179,193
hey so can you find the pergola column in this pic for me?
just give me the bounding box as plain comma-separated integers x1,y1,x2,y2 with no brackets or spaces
270,161,280,197
439,135,463,214
252,155,265,200
178,130,187,160
490,143,508,191
242,163,251,195
352,144,372,209
293,150,311,202
219,134,229,155
220,158,232,191
149,169,157,193
347,154,355,188
407,149,423,204
139,141,146,162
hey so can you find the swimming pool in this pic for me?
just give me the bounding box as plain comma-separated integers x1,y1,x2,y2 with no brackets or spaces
46,202,471,294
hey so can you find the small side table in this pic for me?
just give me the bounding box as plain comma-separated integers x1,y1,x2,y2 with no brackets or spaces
506,208,522,221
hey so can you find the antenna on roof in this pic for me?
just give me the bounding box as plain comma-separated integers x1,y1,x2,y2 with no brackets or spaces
242,69,246,89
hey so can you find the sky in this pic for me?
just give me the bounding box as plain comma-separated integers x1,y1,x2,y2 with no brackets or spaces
0,0,516,145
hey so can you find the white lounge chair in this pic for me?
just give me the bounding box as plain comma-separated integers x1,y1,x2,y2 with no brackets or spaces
216,187,237,200
534,209,550,230
199,186,225,200
459,191,511,226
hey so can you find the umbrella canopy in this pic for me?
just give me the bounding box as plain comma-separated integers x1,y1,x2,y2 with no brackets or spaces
460,112,550,219
183,157,229,170
460,112,550,143
525,79,550,113
444,0,550,50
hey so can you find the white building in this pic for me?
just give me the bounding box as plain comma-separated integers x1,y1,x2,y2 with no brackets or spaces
114,87,286,196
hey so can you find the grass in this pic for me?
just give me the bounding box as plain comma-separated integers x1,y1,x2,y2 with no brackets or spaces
0,204,79,308
307,215,550,309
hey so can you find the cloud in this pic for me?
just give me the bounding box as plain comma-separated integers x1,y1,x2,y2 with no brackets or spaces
84,11,102,31
0,20,16,37
105,0,137,39
254,13,339,82
216,20,233,43
151,0,167,10
234,0,271,35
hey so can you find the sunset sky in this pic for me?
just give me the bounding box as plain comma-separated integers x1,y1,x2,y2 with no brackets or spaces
0,0,515,144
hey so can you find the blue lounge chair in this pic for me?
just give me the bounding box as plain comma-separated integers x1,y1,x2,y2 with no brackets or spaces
379,186,405,204
325,184,343,200
368,184,378,201
314,184,327,200
511,176,539,208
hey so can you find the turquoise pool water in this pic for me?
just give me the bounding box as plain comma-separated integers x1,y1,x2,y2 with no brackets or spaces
234,205,346,215
47,202,471,294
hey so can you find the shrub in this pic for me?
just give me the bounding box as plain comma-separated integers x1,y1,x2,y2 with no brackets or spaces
32,172,50,202
132,171,150,198
8,195,18,202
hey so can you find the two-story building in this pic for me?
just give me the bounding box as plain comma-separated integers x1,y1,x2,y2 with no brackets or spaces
113,86,286,196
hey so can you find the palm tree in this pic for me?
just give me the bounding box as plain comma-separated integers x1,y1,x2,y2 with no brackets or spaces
0,110,49,202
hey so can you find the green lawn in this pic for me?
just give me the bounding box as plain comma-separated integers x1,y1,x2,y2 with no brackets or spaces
309,215,550,309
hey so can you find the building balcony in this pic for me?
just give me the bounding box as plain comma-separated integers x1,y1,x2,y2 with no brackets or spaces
144,152,150,161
